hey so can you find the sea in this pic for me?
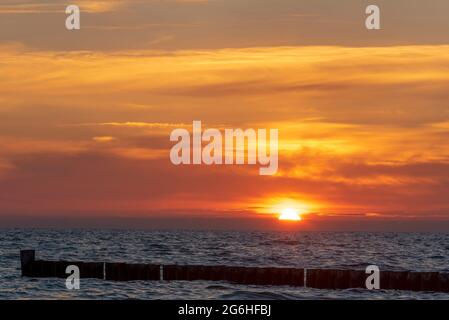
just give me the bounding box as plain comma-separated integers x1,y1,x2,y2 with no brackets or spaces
1,229,449,299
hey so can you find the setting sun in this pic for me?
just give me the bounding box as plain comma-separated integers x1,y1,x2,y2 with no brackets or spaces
278,208,302,221
256,197,314,221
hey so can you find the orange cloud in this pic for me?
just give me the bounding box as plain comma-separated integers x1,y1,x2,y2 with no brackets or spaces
0,45,449,222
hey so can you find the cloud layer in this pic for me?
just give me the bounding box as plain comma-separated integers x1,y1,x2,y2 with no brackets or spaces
0,44,448,225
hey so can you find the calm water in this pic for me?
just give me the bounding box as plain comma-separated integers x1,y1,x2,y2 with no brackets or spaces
0,229,449,299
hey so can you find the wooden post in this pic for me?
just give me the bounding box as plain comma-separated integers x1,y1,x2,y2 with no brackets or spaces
20,250,35,276
16,251,449,292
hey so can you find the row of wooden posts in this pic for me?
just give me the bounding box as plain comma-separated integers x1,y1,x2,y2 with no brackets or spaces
20,250,449,292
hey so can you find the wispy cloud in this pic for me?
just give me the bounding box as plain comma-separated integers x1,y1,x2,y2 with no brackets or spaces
1,44,448,219
0,1,127,14
0,0,210,14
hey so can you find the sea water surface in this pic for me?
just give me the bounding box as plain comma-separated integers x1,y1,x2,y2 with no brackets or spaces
1,229,449,299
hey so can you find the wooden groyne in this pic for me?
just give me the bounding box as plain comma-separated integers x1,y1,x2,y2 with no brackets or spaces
20,250,449,292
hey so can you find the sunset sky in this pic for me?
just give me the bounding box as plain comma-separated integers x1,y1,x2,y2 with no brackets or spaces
1,0,449,230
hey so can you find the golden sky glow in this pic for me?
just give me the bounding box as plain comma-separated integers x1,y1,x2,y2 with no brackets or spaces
0,1,449,229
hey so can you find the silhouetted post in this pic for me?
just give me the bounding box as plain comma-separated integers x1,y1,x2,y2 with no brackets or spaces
16,250,449,292
20,250,35,276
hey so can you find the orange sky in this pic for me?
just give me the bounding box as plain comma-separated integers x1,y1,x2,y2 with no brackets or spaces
0,1,449,230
